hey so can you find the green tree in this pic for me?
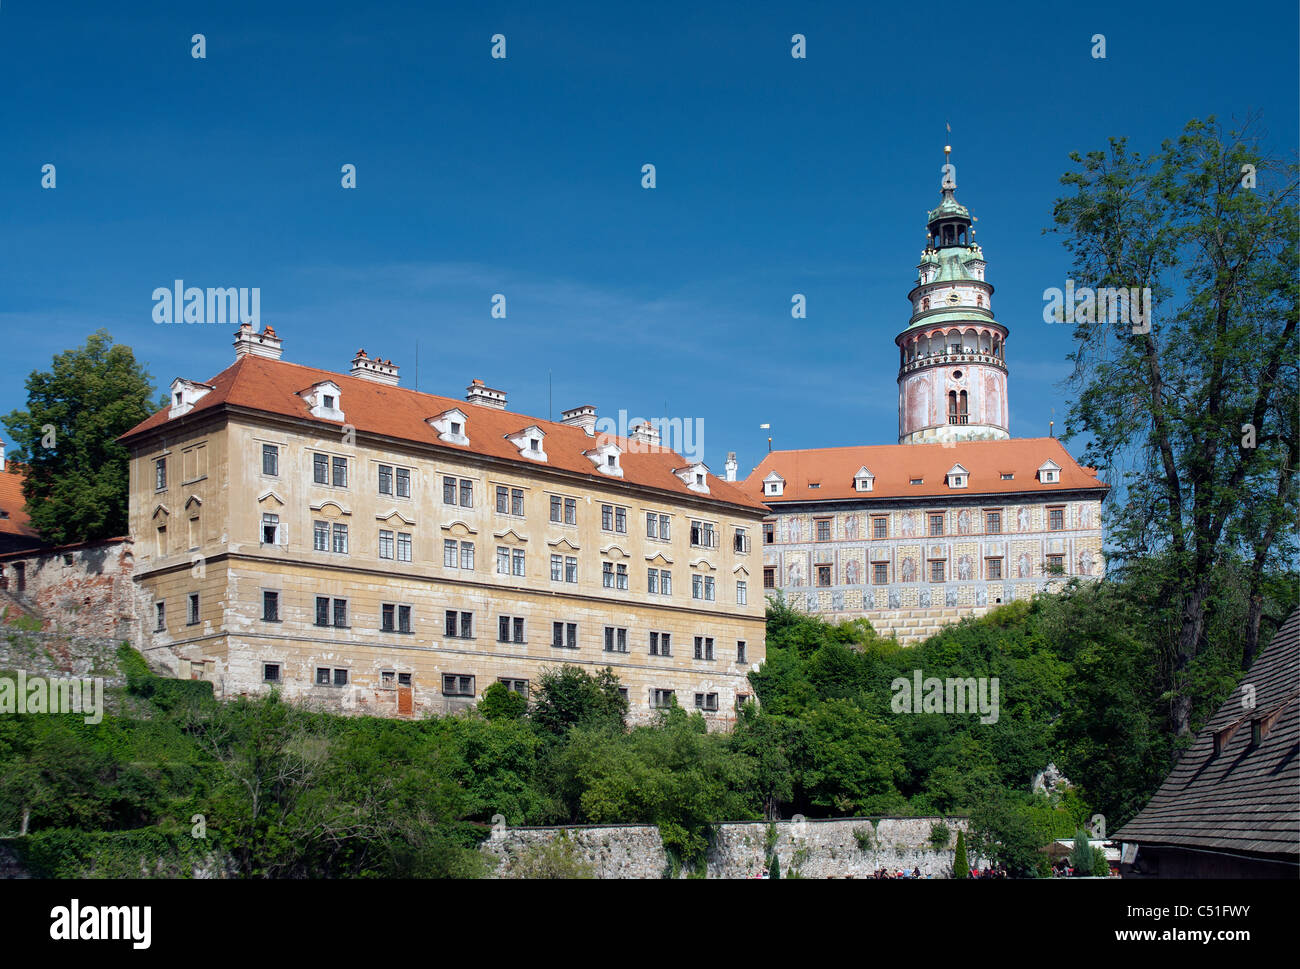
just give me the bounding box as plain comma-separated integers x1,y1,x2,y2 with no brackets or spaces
2,330,158,544
1050,117,1299,734
1068,828,1094,875
478,681,528,721
530,665,627,736
953,828,969,878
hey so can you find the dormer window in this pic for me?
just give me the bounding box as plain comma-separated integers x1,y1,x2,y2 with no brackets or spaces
586,442,624,477
169,378,214,419
428,408,470,446
674,463,711,494
946,464,969,489
1037,460,1061,484
506,425,548,462
763,471,785,497
301,381,344,422
854,467,874,492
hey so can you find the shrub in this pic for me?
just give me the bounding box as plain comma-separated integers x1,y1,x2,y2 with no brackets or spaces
929,821,951,850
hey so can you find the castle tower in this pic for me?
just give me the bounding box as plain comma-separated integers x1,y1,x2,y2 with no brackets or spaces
896,146,1010,444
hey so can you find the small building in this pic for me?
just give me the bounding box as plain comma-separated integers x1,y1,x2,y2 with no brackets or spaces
0,442,44,555
1115,609,1299,878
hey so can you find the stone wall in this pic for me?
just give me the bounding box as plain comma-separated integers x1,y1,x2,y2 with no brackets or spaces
0,538,142,641
484,816,980,878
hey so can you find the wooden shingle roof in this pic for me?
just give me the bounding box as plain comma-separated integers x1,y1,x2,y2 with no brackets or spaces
1115,609,1300,860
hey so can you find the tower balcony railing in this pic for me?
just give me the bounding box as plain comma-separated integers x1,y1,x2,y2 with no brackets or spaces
947,416,969,425
899,349,1006,375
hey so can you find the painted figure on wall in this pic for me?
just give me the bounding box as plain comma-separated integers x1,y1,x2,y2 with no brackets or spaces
844,515,859,540
888,589,901,609
788,518,802,543
788,559,804,587
957,555,972,580
901,558,917,582
919,587,931,608
1078,504,1091,529
957,509,971,535
1018,552,1032,578
1078,549,1095,576
901,512,916,537
845,560,860,585
945,587,959,607
1017,506,1030,532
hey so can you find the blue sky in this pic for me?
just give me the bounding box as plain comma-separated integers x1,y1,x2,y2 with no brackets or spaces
2,0,1296,479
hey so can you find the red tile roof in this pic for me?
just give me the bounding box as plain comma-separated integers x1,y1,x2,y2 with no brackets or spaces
0,466,41,543
121,355,768,512
741,437,1106,502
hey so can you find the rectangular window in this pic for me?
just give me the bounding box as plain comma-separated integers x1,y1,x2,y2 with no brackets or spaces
690,520,715,548
565,556,578,583
763,567,775,589
379,529,394,559
872,516,889,540
379,464,393,495
332,522,349,554
497,546,510,575
382,603,396,632
496,485,509,514
737,641,747,664
444,538,458,568
603,562,615,589
333,598,348,627
734,528,749,553
262,513,280,545
615,507,627,533
498,615,526,643
650,631,672,656
262,444,278,476
551,554,563,582
1047,554,1065,574
459,479,473,508
512,488,524,516
929,513,945,537
704,575,715,601
694,636,715,660
815,518,832,542
442,674,475,697
443,476,457,505
188,593,200,625
737,580,747,605
651,689,675,709
930,560,945,582
660,570,672,595
396,467,410,498
500,678,528,697
313,520,329,551
873,562,889,585
602,504,613,530
262,590,279,621
986,510,1002,534
263,663,281,683
316,667,332,686
551,621,578,649
444,610,473,638
550,495,562,522
695,693,719,712
647,568,659,594
646,512,658,539
154,601,166,630
155,458,167,490
659,515,670,540
460,542,475,570
817,565,832,587
1049,507,1065,531
397,532,412,562
314,453,328,484
565,498,577,524
986,558,1003,580
334,669,349,686
763,522,774,545
616,563,628,590
398,605,412,634
512,548,526,577
315,596,348,627
332,456,347,488
603,626,628,653
692,574,702,599
316,596,330,627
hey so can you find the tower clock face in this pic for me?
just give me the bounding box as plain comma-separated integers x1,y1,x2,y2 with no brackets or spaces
947,292,961,305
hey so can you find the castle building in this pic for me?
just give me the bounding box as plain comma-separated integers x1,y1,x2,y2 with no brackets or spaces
119,326,766,722
742,154,1107,643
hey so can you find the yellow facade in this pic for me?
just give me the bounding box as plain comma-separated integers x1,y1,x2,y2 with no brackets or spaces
129,411,766,725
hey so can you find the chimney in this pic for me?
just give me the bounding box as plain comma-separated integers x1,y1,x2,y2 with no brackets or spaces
350,349,400,386
233,323,283,360
465,378,507,409
561,405,597,436
0,439,6,473
629,419,660,449
725,451,738,482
